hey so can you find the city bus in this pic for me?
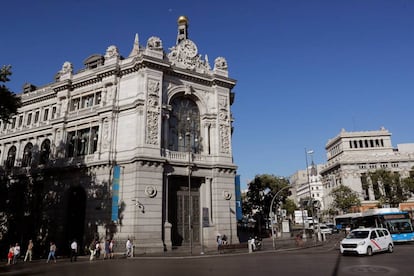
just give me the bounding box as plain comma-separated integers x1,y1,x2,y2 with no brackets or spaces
351,208,414,243
334,213,361,231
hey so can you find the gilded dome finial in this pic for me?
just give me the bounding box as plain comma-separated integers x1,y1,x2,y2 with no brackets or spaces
177,15,189,25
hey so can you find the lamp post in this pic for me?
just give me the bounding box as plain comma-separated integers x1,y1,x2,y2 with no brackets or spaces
269,185,291,250
305,149,320,242
180,114,198,255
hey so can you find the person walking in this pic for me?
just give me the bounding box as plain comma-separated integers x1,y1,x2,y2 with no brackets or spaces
125,238,132,257
13,243,20,264
109,239,115,259
24,240,34,262
89,240,96,261
70,240,78,262
103,239,110,259
46,242,57,263
7,245,14,265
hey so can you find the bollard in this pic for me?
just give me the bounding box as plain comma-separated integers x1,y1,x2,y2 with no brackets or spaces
248,239,253,253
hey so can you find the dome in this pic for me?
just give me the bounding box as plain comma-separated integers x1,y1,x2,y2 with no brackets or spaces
177,15,189,25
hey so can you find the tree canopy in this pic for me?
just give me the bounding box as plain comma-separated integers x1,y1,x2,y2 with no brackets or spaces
242,174,292,218
329,184,361,213
368,169,412,207
0,65,21,122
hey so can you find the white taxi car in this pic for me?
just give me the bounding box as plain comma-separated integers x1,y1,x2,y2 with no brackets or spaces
340,228,394,256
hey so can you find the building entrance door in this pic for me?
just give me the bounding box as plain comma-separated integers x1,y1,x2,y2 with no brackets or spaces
170,178,200,246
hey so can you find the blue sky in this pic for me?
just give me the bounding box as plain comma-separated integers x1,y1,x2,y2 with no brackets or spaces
2,1,414,189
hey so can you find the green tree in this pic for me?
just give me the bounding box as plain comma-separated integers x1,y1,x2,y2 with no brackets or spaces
369,169,411,207
0,65,21,122
281,198,297,218
330,185,361,213
243,174,290,217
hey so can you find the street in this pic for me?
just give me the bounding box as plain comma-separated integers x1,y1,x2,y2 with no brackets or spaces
1,240,413,276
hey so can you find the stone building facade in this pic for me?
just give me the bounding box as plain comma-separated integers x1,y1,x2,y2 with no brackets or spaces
320,127,414,212
0,16,237,254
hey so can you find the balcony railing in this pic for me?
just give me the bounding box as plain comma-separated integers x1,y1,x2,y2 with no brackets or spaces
162,149,204,162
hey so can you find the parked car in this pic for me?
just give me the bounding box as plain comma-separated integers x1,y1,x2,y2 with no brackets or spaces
326,223,339,233
319,224,333,235
340,228,394,256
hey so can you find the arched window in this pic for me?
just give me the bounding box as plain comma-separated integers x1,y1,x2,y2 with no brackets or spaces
6,146,17,168
22,143,33,167
169,97,201,153
40,139,51,165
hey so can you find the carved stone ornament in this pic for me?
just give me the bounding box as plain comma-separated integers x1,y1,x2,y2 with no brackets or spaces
147,36,163,51
167,39,210,72
214,57,228,70
223,190,232,200
104,45,120,59
145,185,157,198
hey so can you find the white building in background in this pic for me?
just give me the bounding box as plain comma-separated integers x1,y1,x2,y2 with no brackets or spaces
0,16,238,254
320,127,414,212
290,163,325,210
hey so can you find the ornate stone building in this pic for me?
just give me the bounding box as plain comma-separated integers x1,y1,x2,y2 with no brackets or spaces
0,16,237,254
320,127,414,212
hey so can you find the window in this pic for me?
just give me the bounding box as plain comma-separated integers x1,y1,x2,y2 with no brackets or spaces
51,106,57,119
370,231,377,239
40,139,51,165
43,108,49,121
26,113,32,126
70,98,80,111
168,97,201,153
6,146,17,168
66,126,99,157
18,116,23,127
11,117,16,129
34,111,40,123
22,143,33,167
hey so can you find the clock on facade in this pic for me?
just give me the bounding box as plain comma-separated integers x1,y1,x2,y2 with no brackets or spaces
179,39,198,58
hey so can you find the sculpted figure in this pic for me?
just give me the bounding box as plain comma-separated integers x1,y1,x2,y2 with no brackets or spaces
147,36,163,50
60,61,73,75
214,57,228,70
105,45,119,59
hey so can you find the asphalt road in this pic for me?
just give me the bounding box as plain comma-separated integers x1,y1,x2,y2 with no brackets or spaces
1,240,413,276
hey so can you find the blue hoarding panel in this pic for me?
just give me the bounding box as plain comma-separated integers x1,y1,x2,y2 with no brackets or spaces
111,165,120,222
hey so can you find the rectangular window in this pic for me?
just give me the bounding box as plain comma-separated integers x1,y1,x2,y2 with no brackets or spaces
70,98,80,111
43,108,49,121
34,111,39,123
11,117,16,129
95,92,101,105
81,94,94,108
27,113,32,125
51,106,57,119
18,116,23,127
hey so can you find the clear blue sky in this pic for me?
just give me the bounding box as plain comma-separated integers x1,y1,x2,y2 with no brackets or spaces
2,1,414,189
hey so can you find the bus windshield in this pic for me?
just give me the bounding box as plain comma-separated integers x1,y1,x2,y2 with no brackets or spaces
386,219,413,234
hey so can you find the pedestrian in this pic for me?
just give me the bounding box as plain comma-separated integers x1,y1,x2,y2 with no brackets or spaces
89,240,96,261
70,239,77,262
216,235,223,254
24,240,34,262
13,243,20,264
125,238,132,257
46,242,57,263
7,245,14,265
104,239,110,259
109,239,115,259
95,240,101,258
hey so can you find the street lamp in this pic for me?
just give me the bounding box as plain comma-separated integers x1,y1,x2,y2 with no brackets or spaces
305,149,321,242
269,185,291,250
179,114,198,255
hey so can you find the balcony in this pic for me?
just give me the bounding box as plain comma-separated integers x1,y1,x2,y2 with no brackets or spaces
162,149,205,162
